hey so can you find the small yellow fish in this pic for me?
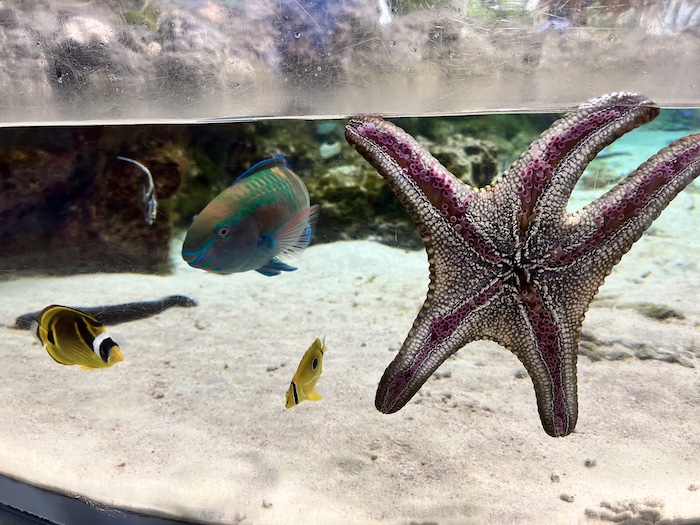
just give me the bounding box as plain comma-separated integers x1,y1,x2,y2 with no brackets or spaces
285,338,326,408
31,305,124,369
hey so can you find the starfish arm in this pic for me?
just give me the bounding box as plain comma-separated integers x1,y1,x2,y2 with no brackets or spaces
376,265,580,437
499,93,659,243
344,117,475,227
554,134,700,268
488,278,579,437
345,117,510,262
375,275,508,414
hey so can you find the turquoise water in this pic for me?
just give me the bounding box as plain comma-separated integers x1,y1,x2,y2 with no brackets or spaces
0,109,698,524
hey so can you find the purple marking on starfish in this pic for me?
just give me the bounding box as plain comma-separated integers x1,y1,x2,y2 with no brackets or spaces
516,105,649,236
352,119,501,264
517,280,567,433
558,137,700,266
385,281,503,403
346,92,700,437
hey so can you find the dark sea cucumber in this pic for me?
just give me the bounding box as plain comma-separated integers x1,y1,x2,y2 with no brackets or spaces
13,295,198,330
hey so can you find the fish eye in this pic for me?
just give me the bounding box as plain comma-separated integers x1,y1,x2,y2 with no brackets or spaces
215,223,230,239
312,357,318,370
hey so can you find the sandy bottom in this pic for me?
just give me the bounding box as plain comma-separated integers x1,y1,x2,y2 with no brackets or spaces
1,127,699,524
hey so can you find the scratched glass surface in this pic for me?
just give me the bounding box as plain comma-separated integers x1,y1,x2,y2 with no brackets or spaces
0,108,698,525
1,0,700,524
2,0,700,124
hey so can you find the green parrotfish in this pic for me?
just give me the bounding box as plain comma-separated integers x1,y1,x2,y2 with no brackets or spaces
182,156,320,276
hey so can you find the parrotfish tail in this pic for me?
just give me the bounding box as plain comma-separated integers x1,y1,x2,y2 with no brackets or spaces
256,258,298,277
299,223,313,248
298,204,321,249
271,204,321,256
12,295,198,329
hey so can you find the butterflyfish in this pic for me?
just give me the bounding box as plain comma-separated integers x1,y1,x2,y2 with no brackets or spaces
117,156,158,225
182,155,320,276
14,295,198,330
285,338,326,409
31,306,124,369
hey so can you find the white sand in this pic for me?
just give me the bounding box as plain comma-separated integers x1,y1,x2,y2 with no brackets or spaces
1,126,699,524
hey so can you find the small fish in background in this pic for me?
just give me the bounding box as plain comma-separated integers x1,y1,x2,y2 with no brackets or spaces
117,156,158,225
182,155,320,276
31,306,124,369
285,337,326,409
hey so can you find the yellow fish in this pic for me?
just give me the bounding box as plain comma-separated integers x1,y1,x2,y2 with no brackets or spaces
31,305,124,369
285,338,326,408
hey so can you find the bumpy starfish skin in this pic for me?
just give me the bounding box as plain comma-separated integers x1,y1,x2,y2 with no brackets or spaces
345,93,700,437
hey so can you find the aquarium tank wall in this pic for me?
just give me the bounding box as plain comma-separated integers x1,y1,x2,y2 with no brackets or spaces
1,1,699,525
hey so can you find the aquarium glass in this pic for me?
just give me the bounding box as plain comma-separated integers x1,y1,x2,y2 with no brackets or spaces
0,1,699,525
0,0,699,124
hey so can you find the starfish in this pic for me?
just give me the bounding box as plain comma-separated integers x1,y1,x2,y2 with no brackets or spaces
345,93,700,437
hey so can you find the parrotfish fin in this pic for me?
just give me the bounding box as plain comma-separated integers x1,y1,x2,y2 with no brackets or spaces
271,204,321,260
306,392,322,402
256,258,297,277
231,155,289,186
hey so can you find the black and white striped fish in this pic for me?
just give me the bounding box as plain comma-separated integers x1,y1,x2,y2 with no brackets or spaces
31,306,124,369
118,156,158,225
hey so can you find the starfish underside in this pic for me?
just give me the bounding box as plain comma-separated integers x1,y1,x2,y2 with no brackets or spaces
345,93,700,437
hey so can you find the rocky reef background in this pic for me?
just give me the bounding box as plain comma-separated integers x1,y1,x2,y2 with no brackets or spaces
1,107,698,277
0,111,551,275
